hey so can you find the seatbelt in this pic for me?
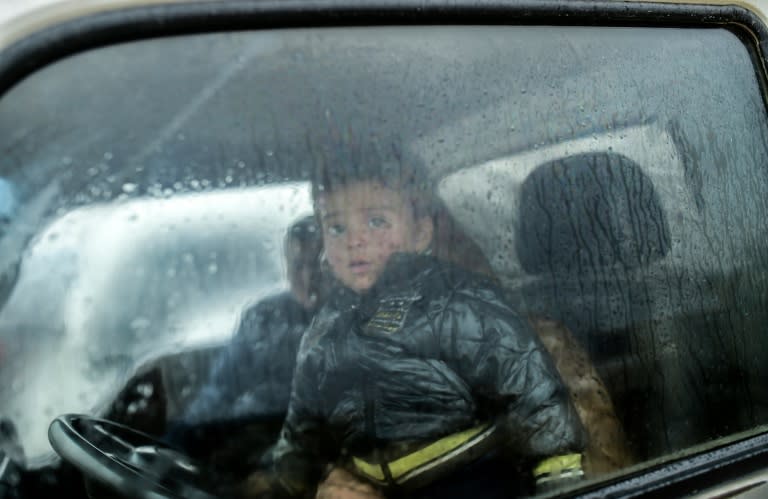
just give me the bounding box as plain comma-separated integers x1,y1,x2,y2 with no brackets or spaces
351,423,496,488
533,453,584,491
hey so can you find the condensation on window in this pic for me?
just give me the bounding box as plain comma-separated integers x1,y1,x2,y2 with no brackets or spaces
0,25,766,492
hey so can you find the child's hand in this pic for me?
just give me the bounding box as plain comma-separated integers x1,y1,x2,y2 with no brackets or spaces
315,467,385,499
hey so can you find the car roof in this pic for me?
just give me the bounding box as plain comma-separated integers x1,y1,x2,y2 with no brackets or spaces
0,0,185,48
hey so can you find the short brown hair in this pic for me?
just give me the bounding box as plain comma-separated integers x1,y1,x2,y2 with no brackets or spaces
309,132,434,219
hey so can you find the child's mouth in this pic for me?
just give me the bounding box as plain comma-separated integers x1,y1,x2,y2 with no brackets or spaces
349,260,372,274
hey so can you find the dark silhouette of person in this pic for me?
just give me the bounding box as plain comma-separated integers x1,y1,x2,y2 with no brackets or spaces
168,215,325,468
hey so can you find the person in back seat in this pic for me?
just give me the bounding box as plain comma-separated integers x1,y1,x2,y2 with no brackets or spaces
168,215,326,466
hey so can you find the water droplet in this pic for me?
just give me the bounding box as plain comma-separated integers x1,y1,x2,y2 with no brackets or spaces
122,183,137,194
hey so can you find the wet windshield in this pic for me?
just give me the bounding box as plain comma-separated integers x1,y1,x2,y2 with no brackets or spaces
1,24,767,496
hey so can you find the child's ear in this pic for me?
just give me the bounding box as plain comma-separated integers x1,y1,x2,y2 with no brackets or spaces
413,215,434,253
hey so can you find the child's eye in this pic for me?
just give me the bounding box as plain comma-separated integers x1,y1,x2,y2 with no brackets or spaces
326,224,345,237
368,216,389,229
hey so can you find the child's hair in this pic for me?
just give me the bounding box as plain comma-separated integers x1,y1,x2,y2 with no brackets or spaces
309,131,496,278
309,132,433,220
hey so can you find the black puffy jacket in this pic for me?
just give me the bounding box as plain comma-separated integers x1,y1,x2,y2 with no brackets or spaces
181,292,312,425
272,254,585,493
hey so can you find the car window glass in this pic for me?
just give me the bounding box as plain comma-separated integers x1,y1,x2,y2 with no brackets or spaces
0,25,767,495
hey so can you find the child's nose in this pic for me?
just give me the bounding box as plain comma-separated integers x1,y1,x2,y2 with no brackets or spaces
346,225,368,248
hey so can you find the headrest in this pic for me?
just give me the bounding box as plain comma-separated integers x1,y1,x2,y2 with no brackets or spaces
517,153,670,275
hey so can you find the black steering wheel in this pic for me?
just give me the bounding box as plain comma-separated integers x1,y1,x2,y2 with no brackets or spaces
48,414,222,499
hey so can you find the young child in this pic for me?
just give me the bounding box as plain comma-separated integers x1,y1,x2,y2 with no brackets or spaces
252,141,586,498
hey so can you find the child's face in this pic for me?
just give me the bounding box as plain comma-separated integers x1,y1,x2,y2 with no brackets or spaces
318,181,433,292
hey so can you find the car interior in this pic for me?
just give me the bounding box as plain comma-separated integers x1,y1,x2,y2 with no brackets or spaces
1,8,768,498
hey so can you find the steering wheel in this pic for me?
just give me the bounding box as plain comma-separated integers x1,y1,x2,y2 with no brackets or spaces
48,414,222,499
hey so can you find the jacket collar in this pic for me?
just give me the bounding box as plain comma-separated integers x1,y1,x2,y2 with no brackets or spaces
327,253,437,310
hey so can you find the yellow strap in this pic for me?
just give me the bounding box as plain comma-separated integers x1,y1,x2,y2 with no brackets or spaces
352,424,490,482
533,453,582,478
388,424,488,479
352,457,386,481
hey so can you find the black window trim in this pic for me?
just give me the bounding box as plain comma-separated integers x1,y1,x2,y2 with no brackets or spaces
1,0,768,97
569,428,768,498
